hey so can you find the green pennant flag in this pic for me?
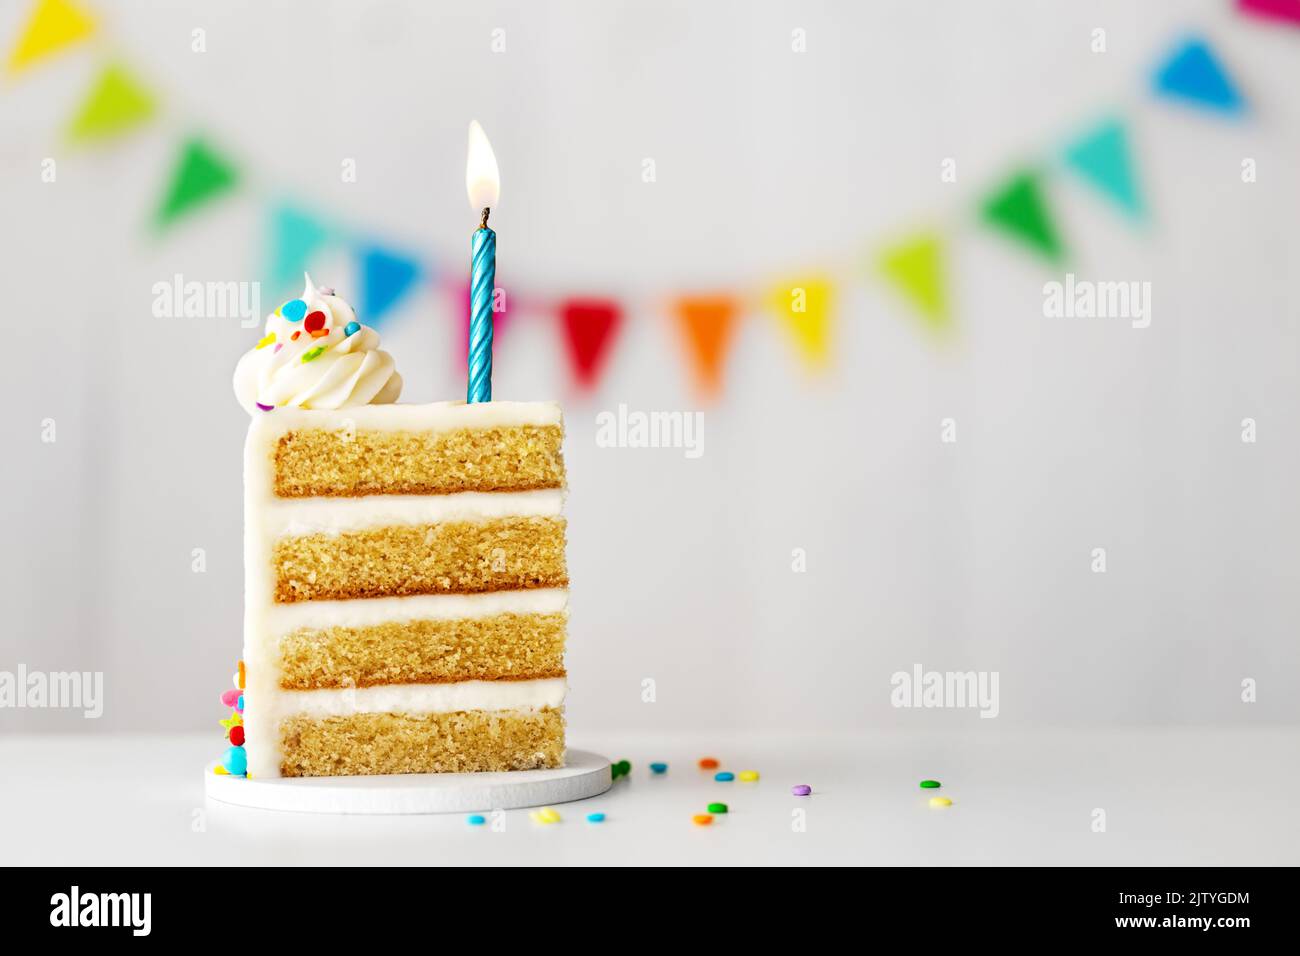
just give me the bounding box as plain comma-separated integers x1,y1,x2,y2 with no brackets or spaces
980,170,1064,263
155,137,238,228
878,232,949,332
68,62,157,143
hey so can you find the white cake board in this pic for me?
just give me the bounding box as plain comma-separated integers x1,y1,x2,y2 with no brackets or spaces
204,749,612,815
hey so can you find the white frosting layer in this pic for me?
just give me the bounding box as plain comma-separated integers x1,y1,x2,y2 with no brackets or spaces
233,274,402,413
277,678,567,720
265,589,568,633
241,400,567,779
264,489,564,537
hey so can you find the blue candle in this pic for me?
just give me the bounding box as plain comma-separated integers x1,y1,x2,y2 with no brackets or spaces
467,210,495,403
465,121,500,404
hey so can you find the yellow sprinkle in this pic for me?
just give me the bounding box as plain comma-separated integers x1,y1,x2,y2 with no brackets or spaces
738,770,760,782
255,332,275,349
530,809,561,824
929,797,953,808
213,766,228,775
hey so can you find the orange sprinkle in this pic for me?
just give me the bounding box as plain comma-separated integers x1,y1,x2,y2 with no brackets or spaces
237,660,245,690
291,330,301,341
692,814,713,826
310,328,330,339
698,757,719,769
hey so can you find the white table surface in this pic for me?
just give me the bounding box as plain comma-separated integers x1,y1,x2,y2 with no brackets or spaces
3,729,1297,866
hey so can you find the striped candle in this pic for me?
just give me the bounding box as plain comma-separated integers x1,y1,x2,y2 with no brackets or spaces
467,211,496,404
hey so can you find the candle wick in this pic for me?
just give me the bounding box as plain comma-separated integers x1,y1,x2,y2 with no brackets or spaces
479,207,491,230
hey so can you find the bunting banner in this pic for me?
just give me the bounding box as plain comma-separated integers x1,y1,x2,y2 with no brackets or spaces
266,204,331,297
1153,37,1246,115
67,61,156,144
4,0,1261,397
559,299,622,389
673,295,740,398
155,137,239,229
6,0,94,75
1062,118,1144,220
980,170,1065,264
767,277,833,370
878,233,949,333
358,245,422,327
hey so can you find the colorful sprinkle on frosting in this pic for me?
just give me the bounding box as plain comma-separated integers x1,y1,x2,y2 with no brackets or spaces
255,332,275,350
304,310,326,332
344,321,360,336
255,402,274,411
301,346,325,363
281,299,307,321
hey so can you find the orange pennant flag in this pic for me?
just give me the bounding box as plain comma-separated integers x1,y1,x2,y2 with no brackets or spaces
673,295,739,399
7,0,96,76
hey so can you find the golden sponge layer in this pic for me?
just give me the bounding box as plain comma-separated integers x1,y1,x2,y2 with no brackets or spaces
277,612,567,689
273,516,567,603
279,707,565,776
274,425,565,498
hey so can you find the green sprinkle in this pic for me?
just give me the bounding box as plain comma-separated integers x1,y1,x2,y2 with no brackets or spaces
301,346,325,363
707,802,728,814
920,779,941,789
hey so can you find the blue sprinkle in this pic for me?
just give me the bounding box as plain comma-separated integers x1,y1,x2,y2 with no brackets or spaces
344,321,360,337
281,299,307,322
586,812,605,823
223,745,247,775
237,694,244,710
467,814,486,826
714,771,735,782
650,762,668,774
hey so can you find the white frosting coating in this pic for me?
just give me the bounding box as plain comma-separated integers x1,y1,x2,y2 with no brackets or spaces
264,588,568,633
265,489,564,537
241,400,567,779
233,274,402,413
276,678,567,720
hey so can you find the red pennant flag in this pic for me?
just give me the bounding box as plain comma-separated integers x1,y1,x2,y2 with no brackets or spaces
559,299,622,389
673,295,739,399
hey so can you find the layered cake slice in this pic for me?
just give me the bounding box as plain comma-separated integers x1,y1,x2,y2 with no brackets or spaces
227,277,568,778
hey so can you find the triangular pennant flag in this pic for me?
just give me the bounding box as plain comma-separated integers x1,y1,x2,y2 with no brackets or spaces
980,171,1064,263
766,277,833,369
267,205,330,296
155,137,239,228
1153,37,1246,115
1238,0,1300,27
454,280,511,373
67,62,157,143
358,246,422,327
1062,118,1144,220
559,299,622,389
6,0,95,75
673,295,739,398
878,233,950,332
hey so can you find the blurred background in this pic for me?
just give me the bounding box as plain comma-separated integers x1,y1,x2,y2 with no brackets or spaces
2,0,1297,738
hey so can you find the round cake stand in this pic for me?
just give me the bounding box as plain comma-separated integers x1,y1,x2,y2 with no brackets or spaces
204,749,612,815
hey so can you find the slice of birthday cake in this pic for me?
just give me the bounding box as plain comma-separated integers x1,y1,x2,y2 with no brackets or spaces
221,276,567,778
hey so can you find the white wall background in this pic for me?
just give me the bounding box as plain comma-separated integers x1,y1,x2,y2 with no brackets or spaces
2,0,1297,735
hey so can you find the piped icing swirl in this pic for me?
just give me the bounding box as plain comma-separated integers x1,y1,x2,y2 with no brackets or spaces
233,275,402,413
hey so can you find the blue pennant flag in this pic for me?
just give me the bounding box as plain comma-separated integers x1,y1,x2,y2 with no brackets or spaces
267,204,330,296
1063,118,1145,220
1153,37,1246,115
358,245,423,327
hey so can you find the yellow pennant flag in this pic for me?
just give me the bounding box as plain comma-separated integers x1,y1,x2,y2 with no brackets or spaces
767,276,833,369
7,0,96,76
67,62,157,142
878,232,950,333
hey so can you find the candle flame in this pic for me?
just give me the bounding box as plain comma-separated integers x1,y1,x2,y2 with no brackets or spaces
466,120,500,212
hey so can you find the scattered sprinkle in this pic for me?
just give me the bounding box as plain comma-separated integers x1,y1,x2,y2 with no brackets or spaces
649,762,668,774
255,332,276,349
929,797,952,808
236,694,244,713
698,757,719,769
344,321,361,336
220,688,240,707
467,814,486,826
310,328,330,339
273,343,283,353
707,802,728,814
223,745,247,776
291,330,301,341
228,725,245,746
714,771,734,782
301,346,326,363
791,785,812,796
611,759,631,779
256,402,274,412
738,770,759,782
692,814,714,826
213,765,228,776
237,660,246,689
530,807,562,824
920,780,941,789
281,299,307,321
304,310,327,333
586,812,605,823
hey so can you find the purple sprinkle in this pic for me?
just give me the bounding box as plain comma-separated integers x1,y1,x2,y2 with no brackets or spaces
320,286,335,296
256,402,274,412
791,785,812,796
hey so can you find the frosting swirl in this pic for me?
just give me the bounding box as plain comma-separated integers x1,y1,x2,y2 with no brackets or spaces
233,275,402,413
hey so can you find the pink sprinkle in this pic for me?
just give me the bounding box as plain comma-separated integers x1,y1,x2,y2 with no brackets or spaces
273,343,283,353
220,688,240,706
